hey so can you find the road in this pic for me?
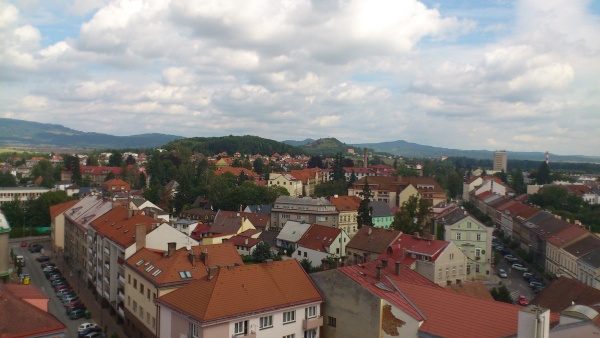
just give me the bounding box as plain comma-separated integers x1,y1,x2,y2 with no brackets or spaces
11,238,127,338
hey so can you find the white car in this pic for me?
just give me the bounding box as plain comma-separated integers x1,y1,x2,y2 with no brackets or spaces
78,323,98,332
498,269,508,278
505,255,518,262
511,263,528,272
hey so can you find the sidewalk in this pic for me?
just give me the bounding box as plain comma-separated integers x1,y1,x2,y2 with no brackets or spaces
50,247,127,338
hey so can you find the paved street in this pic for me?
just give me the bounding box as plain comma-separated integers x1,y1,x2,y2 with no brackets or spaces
10,237,127,338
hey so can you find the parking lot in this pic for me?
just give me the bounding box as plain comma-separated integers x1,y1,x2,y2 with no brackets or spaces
10,238,126,338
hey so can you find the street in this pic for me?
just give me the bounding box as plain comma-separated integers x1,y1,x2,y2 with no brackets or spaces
9,237,127,338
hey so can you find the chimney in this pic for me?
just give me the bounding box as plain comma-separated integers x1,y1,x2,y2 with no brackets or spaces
244,238,248,245
363,148,368,168
381,259,388,268
376,265,382,280
206,266,216,280
201,249,208,265
413,232,419,238
127,206,133,219
395,261,401,276
135,223,146,252
188,252,196,265
167,242,176,257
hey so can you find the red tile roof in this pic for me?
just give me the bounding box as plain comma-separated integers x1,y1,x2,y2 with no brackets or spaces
347,226,402,254
328,195,361,212
532,276,600,313
296,224,342,253
157,260,323,323
49,199,79,218
445,281,494,300
228,235,261,248
546,224,590,247
125,243,243,287
89,206,158,248
214,167,259,178
0,284,66,337
381,233,449,263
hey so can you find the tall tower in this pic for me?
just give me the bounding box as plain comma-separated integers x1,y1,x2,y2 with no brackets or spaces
545,151,549,165
493,151,507,172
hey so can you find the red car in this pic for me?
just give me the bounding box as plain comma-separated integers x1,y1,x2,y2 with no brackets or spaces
518,295,529,306
20,241,27,247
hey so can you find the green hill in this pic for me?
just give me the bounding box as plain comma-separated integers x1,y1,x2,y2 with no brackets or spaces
163,135,303,156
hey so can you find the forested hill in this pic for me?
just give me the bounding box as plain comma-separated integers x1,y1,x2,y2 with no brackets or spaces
163,135,303,156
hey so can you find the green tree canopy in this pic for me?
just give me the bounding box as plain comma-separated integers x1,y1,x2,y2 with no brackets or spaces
252,241,273,263
392,195,431,235
357,178,374,228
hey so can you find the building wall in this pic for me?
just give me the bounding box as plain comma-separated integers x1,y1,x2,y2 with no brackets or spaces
427,244,468,286
445,216,493,279
578,261,600,287
268,174,303,196
125,268,158,338
337,210,358,237
0,187,49,205
51,213,66,252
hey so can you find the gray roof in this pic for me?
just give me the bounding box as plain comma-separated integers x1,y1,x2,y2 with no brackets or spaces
274,196,333,206
564,236,600,258
368,201,393,217
245,204,273,214
578,248,600,269
533,217,571,238
437,207,469,225
276,220,312,243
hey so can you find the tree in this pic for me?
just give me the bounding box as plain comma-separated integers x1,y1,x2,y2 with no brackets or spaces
0,172,17,187
125,154,136,165
108,151,123,167
253,159,264,175
446,172,462,200
64,155,82,184
491,285,513,304
509,168,526,195
252,241,273,263
300,258,313,273
392,196,431,235
314,180,348,197
307,156,324,169
332,153,345,182
357,178,373,228
86,155,99,166
104,171,115,181
534,161,551,185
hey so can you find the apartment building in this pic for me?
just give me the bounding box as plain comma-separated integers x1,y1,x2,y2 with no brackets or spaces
270,196,338,230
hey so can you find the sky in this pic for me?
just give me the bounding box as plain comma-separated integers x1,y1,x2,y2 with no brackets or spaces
1,0,600,156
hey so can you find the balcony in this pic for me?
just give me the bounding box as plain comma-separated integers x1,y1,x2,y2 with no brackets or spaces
118,307,125,318
96,285,102,295
88,272,93,280
118,290,124,301
96,266,102,273
103,276,110,285
103,290,109,299
88,261,92,269
118,274,125,285
88,247,93,255
303,316,324,330
104,263,110,271
104,247,110,256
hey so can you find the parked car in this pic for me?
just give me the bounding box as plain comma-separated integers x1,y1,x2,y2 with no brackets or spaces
78,327,102,338
498,269,508,278
54,285,73,293
504,255,518,262
36,255,51,262
67,304,87,315
500,249,510,256
52,280,69,288
69,308,86,320
78,323,98,332
84,332,105,338
41,262,56,268
530,281,545,289
20,241,27,247
523,272,534,279
58,290,76,299
518,295,529,306
28,244,42,253
63,296,80,306
511,263,528,272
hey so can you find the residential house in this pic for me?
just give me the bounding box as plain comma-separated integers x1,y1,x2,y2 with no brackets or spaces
496,201,531,239
87,206,197,324
381,233,468,286
530,216,572,266
310,259,523,338
179,208,217,223
62,165,122,185
214,157,233,169
124,242,243,338
531,276,600,313
349,176,446,208
202,211,256,244
63,195,114,282
0,187,50,205
560,236,600,280
369,200,394,229
470,177,512,202
437,206,494,278
328,195,361,237
578,249,600,288
102,178,131,193
171,218,198,236
346,226,402,264
463,176,483,201
512,206,541,249
214,166,259,181
276,220,313,252
129,198,161,212
49,199,79,253
0,284,67,337
268,173,303,196
519,210,554,254
290,168,322,196
228,233,262,256
270,196,338,230
545,224,590,278
156,260,324,338
295,224,350,269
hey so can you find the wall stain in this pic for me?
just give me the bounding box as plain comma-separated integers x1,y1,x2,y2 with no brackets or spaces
382,304,405,336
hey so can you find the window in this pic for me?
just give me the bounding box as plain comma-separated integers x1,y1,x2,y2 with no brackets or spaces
438,269,442,278
283,335,295,338
147,289,150,300
133,300,137,312
445,268,449,276
283,310,296,324
133,278,137,288
304,252,307,258
139,306,143,317
189,323,199,338
449,253,454,260
475,248,481,257
128,274,131,284
234,320,248,335
147,312,150,324
304,329,317,338
452,267,456,275
467,221,472,228
305,306,316,319
127,296,130,306
260,315,273,329
476,264,480,273
456,233,462,240
327,316,337,327
476,233,482,241
298,250,302,256
140,283,144,294
152,317,156,328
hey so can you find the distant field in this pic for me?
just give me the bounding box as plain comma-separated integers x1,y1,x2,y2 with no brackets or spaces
0,147,18,154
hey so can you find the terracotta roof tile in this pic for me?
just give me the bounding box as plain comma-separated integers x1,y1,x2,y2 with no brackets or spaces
296,224,342,253
157,260,323,323
89,206,158,248
546,224,589,247
531,276,600,313
228,235,261,248
0,284,66,336
125,243,243,287
346,226,402,254
328,195,361,212
445,281,494,300
49,199,79,218
381,233,449,262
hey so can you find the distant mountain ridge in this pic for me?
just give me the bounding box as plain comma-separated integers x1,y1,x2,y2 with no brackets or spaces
0,118,183,149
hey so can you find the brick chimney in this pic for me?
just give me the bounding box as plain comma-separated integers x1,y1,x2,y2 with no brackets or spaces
188,252,196,266
200,249,208,265
395,261,401,276
363,148,368,168
167,242,176,257
381,259,388,268
135,223,146,252
376,265,382,280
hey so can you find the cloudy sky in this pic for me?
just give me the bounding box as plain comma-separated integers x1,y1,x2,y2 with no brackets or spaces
1,0,599,156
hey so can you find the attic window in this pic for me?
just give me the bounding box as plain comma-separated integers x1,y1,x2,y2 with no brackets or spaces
124,230,129,233
152,269,162,277
136,259,145,266
179,271,192,279
145,265,155,272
